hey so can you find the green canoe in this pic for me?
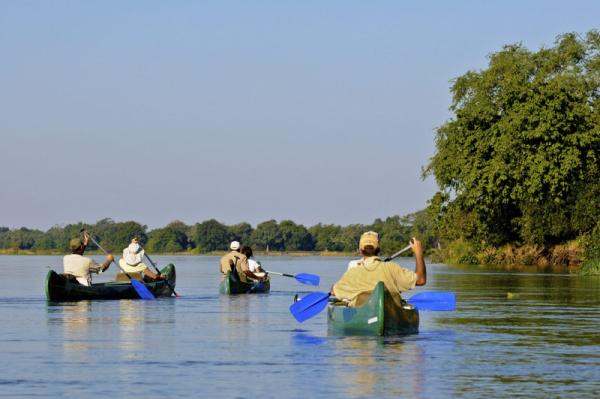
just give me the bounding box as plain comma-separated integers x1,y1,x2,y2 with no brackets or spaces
45,264,177,301
327,281,419,336
219,271,271,295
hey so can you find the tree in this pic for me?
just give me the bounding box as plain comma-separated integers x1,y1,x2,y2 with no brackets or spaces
279,220,315,251
89,219,148,252
425,31,600,247
6,227,43,250
228,222,253,245
371,217,412,254
308,223,344,251
192,219,229,252
146,227,187,253
251,220,284,251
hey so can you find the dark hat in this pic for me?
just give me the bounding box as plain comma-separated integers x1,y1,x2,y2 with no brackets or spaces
69,238,84,251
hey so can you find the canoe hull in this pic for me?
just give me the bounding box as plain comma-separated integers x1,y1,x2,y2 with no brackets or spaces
45,264,176,301
327,281,419,336
219,271,270,294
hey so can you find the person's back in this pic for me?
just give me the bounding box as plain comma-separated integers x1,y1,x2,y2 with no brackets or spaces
333,257,417,306
63,253,97,286
119,239,147,273
219,241,250,282
332,231,426,307
347,259,362,270
63,235,113,286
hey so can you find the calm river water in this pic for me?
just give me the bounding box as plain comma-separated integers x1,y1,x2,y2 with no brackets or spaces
1,255,600,398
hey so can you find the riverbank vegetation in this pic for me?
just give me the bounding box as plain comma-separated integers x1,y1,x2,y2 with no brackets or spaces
3,31,599,274
425,30,600,273
0,211,435,257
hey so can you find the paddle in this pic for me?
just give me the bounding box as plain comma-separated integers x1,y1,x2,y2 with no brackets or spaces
290,244,455,322
290,290,456,322
265,271,320,286
383,244,412,261
290,291,332,322
142,250,181,297
81,229,155,300
408,291,456,311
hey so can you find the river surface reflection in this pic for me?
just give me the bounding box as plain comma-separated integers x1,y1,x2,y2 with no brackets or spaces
0,255,599,398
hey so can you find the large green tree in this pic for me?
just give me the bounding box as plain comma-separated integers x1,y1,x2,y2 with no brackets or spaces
279,220,315,251
250,220,284,251
426,31,600,246
228,222,253,245
90,219,148,252
192,219,230,252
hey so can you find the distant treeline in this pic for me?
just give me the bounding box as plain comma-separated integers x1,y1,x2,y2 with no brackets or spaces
0,212,435,255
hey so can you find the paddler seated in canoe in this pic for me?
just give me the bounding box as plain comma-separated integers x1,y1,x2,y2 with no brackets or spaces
219,241,267,283
240,245,267,280
331,231,426,307
118,238,163,281
63,232,114,286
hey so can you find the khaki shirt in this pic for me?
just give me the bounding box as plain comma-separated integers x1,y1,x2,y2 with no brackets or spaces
63,254,104,286
219,251,250,281
332,256,417,307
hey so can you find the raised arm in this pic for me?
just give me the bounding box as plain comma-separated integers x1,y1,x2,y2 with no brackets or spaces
410,238,427,286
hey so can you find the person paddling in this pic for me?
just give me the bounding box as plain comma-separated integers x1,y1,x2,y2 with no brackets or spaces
240,245,268,280
331,231,427,307
219,241,265,282
118,238,162,281
63,231,113,286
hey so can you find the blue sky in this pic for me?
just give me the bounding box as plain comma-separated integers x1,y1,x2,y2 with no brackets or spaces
1,1,598,230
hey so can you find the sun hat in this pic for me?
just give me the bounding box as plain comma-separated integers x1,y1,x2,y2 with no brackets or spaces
69,238,84,251
359,231,379,250
230,241,240,250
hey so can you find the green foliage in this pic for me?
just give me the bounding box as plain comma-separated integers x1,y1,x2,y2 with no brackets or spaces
579,259,600,275
89,219,148,252
279,220,315,251
250,220,284,251
580,221,600,275
426,31,600,247
308,224,345,251
0,211,438,255
228,222,253,244
192,219,230,252
146,226,188,253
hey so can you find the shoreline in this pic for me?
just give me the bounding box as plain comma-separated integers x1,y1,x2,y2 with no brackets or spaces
0,249,359,257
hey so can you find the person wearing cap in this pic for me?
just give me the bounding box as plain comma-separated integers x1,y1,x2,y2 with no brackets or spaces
331,231,427,307
63,232,114,286
219,241,265,282
219,241,249,282
118,238,162,281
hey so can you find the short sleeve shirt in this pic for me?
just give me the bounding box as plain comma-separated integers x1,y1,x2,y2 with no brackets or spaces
63,254,103,286
333,256,417,306
219,251,249,275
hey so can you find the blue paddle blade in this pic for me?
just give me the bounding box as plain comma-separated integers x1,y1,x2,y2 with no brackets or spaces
408,292,455,311
294,273,320,286
131,279,156,300
289,292,330,322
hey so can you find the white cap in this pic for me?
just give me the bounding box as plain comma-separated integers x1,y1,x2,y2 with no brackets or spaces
230,241,240,250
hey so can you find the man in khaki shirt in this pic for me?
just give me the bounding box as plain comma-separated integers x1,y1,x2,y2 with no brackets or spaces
220,241,250,282
332,231,427,307
63,232,114,286
220,241,266,283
